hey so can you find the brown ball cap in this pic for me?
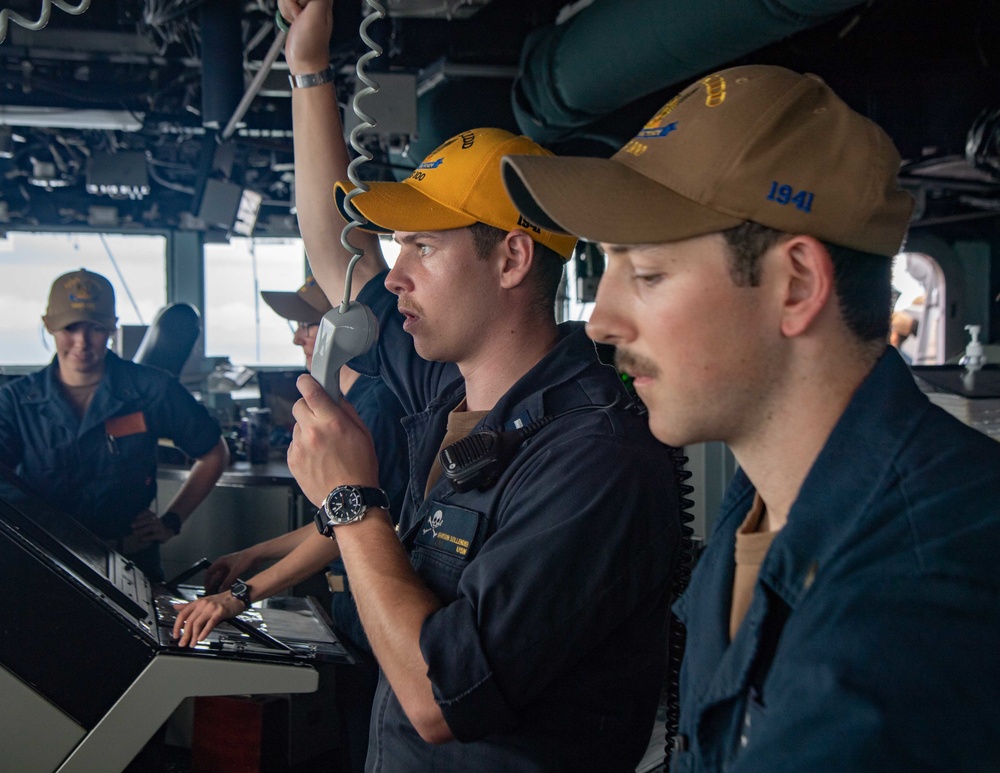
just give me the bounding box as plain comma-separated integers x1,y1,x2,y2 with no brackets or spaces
260,276,333,325
503,65,914,257
43,269,117,332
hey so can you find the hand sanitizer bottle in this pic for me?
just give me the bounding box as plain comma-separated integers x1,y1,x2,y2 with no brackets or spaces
960,324,986,390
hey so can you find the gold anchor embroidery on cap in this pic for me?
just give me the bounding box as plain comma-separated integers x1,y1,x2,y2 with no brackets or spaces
66,277,100,309
702,74,726,107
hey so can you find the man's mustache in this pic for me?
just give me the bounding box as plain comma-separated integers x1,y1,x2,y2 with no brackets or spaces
614,348,659,380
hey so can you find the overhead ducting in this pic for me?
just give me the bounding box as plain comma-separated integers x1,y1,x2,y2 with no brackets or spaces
512,0,872,145
199,0,243,130
384,0,494,18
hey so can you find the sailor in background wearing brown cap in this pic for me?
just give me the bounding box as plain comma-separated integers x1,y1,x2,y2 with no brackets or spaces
261,275,335,372
0,269,228,582
174,2,681,770
186,274,409,773
504,65,1000,771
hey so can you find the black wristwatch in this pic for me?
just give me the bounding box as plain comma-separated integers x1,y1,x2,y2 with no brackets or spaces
160,511,182,535
315,485,390,538
230,581,253,610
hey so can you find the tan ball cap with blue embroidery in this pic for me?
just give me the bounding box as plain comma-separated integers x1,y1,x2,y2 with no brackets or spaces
502,65,914,257
43,269,117,332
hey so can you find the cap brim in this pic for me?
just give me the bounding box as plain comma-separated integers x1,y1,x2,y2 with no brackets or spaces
261,291,326,324
502,155,744,245
335,180,476,234
43,312,117,333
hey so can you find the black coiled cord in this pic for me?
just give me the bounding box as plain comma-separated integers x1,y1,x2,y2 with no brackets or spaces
663,445,696,765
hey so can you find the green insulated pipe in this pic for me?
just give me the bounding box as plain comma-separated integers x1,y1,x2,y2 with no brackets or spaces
513,0,868,144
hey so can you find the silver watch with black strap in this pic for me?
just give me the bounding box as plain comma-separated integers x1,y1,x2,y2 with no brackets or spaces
314,485,390,539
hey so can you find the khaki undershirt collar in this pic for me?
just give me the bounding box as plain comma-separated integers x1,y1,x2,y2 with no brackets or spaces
729,492,781,640
424,398,490,499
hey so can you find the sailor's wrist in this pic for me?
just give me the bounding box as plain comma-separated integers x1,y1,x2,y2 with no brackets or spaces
288,63,334,88
159,511,182,535
229,580,253,611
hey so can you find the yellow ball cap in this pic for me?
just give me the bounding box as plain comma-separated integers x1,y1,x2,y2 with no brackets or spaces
335,128,577,260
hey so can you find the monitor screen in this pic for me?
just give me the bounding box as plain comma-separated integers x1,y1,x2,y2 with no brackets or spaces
256,369,306,429
0,463,111,582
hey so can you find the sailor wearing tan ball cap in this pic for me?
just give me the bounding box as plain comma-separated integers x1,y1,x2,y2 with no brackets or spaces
261,275,334,370
1,268,228,582
504,64,1000,772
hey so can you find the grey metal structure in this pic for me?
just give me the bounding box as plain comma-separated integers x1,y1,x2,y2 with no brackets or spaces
2,657,316,773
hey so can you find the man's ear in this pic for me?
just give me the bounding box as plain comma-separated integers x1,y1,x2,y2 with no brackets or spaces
778,235,834,338
498,230,536,290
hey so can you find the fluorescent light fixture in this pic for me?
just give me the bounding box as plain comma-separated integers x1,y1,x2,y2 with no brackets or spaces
0,106,143,131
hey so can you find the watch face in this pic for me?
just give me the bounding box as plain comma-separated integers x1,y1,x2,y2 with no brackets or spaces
230,581,252,608
328,487,365,520
321,486,385,534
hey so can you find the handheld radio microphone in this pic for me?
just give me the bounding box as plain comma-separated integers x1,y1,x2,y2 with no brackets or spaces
309,300,379,402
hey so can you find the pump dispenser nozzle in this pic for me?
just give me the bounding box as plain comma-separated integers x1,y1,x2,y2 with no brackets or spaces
960,325,986,371
960,324,986,391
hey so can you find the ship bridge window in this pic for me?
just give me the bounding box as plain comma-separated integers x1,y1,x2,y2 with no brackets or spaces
0,231,166,368
204,237,308,367
892,251,946,365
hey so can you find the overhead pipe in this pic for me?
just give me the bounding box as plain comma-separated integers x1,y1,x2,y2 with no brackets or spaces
512,0,870,145
200,0,244,130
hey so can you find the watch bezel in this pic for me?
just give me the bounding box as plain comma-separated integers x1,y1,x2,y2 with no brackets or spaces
316,485,389,538
324,485,367,525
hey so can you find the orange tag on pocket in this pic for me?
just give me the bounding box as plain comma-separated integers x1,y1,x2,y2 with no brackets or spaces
105,412,147,438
